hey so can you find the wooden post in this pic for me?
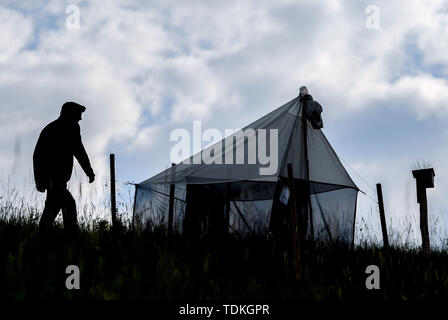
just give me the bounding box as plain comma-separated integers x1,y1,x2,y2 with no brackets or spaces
418,186,430,255
412,168,434,256
287,163,301,281
376,183,389,251
167,163,176,238
110,154,117,228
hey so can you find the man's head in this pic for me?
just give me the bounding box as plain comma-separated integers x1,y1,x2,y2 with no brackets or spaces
299,86,309,97
60,102,86,122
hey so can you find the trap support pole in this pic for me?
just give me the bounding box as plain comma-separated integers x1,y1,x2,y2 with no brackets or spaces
301,97,314,241
167,163,176,238
110,154,117,228
225,182,231,233
376,183,389,251
288,163,302,281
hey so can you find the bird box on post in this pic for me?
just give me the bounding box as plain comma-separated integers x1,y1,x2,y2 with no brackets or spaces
412,168,435,202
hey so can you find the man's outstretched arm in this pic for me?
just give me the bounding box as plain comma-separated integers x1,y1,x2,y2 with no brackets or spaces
74,125,95,183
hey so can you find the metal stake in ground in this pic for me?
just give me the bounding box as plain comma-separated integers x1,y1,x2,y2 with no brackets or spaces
110,154,117,228
376,183,389,251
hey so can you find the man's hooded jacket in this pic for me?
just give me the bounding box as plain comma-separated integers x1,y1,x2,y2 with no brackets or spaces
300,94,323,130
33,102,94,190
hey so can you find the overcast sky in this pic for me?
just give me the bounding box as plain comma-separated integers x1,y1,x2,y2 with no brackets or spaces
1,0,448,246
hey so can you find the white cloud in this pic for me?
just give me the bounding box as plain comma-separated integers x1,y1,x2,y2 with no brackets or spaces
130,125,161,151
0,6,33,62
1,0,448,242
389,75,448,118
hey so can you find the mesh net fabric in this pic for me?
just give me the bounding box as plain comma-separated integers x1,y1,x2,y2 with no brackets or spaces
133,96,359,244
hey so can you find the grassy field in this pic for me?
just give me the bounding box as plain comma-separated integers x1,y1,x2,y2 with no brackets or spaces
1,210,448,300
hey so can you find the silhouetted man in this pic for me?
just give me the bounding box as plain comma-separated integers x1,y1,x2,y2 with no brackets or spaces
299,86,323,130
33,102,95,236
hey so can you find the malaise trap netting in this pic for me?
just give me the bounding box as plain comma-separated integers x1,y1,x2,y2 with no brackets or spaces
133,96,359,244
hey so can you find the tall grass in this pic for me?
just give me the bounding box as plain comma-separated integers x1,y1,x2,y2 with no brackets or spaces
1,180,448,300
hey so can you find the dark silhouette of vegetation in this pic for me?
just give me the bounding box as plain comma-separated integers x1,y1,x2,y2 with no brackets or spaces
1,212,448,300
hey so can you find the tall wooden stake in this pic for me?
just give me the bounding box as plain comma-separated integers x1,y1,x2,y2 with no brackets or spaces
412,168,434,256
110,154,117,228
376,183,389,251
167,163,176,238
418,187,430,255
287,163,302,281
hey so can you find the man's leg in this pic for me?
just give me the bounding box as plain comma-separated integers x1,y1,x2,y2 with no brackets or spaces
38,186,62,236
33,184,64,297
61,188,79,237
